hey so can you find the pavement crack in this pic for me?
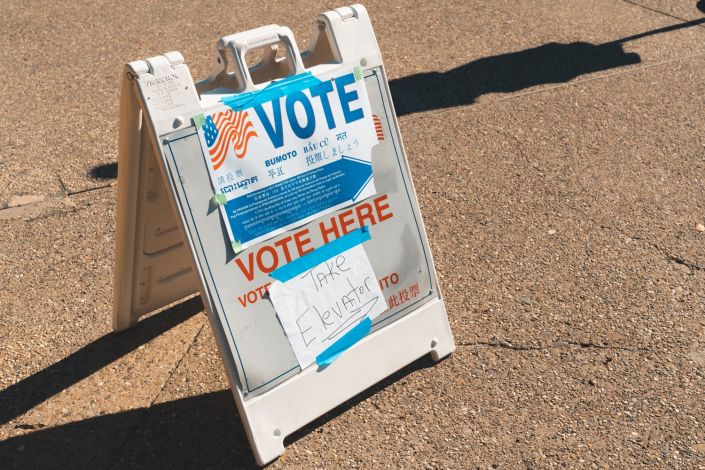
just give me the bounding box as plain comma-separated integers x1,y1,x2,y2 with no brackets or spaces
666,253,705,272
56,175,69,195
640,239,705,274
67,182,115,196
628,236,705,274
620,0,703,25
104,319,207,470
564,203,705,275
0,183,115,221
485,337,543,351
460,336,650,353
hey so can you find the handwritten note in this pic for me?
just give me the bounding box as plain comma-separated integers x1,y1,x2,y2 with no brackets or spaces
269,244,386,369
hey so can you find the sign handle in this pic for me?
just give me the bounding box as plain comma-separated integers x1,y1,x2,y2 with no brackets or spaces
205,25,306,93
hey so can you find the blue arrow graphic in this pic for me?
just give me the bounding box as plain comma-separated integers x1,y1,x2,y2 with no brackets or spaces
335,156,373,202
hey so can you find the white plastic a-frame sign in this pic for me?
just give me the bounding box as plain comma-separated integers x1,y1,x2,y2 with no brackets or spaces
113,5,454,466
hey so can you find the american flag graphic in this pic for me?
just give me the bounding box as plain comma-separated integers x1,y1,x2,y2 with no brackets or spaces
203,110,258,170
372,114,384,141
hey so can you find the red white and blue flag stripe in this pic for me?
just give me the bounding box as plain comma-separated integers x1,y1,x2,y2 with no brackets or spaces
202,110,258,170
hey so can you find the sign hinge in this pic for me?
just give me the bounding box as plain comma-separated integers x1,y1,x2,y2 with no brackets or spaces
334,6,357,21
127,51,185,78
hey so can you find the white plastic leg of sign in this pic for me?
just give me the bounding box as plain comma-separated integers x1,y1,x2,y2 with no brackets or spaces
113,56,201,331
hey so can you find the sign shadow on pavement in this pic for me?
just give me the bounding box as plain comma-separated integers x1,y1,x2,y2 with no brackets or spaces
390,14,705,116
0,355,438,470
0,297,203,426
86,14,705,180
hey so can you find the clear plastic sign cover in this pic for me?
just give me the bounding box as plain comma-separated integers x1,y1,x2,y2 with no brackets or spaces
162,66,438,397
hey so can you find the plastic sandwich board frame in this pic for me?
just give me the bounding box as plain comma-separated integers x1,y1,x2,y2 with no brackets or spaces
113,4,454,465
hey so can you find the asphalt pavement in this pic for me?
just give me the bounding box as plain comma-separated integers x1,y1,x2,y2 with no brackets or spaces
2,0,705,468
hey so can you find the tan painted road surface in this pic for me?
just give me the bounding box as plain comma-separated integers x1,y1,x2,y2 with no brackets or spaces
2,0,705,468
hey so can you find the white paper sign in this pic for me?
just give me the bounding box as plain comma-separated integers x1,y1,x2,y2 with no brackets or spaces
269,244,387,368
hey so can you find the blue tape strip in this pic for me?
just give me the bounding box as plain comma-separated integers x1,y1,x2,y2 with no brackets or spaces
270,226,371,282
222,72,323,111
316,316,371,367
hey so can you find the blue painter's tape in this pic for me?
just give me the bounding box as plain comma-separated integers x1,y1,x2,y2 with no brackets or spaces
270,226,371,283
316,316,371,367
222,72,324,111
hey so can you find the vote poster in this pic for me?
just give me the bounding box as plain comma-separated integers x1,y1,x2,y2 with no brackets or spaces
196,66,379,252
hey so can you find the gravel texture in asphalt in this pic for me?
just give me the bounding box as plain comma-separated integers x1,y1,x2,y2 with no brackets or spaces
2,0,705,468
